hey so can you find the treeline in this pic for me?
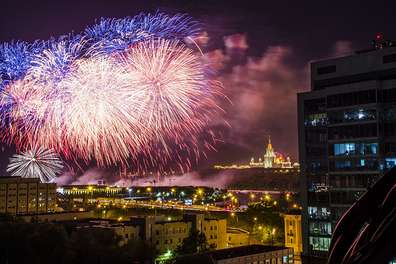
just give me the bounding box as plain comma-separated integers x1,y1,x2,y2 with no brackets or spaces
0,217,154,264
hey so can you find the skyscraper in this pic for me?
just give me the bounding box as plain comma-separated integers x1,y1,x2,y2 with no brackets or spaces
298,42,396,257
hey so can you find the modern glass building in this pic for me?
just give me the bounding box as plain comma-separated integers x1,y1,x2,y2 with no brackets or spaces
298,43,396,257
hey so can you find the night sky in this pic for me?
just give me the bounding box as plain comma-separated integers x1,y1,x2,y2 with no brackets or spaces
1,0,395,176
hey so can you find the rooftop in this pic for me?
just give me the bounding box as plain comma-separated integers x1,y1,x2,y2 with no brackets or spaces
210,245,288,260
175,245,289,264
0,176,41,183
284,209,302,215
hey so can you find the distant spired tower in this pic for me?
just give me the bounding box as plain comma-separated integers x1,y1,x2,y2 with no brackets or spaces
264,136,276,168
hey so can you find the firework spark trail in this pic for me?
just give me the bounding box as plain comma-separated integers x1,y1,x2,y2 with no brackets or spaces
0,13,225,173
29,36,87,84
119,39,224,171
84,12,200,54
56,56,146,166
7,146,64,182
0,41,44,88
123,39,209,133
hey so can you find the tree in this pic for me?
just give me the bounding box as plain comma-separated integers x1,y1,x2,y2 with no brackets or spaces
0,220,154,264
176,230,210,255
123,238,156,263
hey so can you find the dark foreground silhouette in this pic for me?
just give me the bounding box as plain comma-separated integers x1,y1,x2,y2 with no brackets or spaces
328,167,396,263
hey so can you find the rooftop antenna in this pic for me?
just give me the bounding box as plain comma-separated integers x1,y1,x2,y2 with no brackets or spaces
371,33,394,49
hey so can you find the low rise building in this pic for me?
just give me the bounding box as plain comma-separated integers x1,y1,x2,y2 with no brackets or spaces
19,210,94,222
202,217,227,249
151,218,192,251
0,176,56,215
134,214,228,253
283,212,303,263
85,220,140,246
58,218,140,246
226,227,250,248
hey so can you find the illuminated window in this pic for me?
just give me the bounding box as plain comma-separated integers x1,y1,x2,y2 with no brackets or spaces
309,236,331,251
385,158,396,169
334,143,355,156
333,142,378,156
308,206,331,219
309,222,332,235
344,109,376,122
304,113,327,127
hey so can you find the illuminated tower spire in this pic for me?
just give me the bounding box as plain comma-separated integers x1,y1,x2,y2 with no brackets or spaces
267,135,272,150
264,135,276,168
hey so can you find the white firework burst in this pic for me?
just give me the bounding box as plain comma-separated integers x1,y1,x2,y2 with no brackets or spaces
7,146,63,182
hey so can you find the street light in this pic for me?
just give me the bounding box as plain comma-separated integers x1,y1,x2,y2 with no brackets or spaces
271,228,276,246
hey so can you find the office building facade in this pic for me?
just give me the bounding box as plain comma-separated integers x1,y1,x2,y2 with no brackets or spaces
298,45,396,256
0,176,57,215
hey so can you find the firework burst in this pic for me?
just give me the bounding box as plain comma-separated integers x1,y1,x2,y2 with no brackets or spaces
7,146,64,182
0,12,226,173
